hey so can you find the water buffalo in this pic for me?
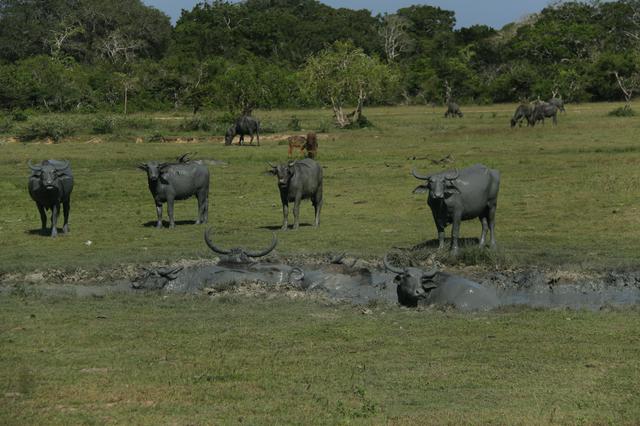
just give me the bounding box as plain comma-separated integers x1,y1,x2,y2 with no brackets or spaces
412,164,500,255
225,115,260,146
510,104,534,127
28,159,74,237
548,97,565,112
383,255,500,310
204,228,277,264
531,102,558,126
444,102,463,118
137,154,209,228
269,158,323,230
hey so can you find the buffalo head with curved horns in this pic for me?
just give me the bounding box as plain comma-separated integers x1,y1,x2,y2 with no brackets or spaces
204,228,277,263
384,254,439,307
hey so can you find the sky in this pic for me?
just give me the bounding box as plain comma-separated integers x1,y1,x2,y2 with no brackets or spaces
143,0,555,29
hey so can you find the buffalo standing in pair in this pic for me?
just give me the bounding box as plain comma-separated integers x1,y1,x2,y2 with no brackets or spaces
138,155,210,228
412,164,500,255
28,159,74,237
269,158,323,230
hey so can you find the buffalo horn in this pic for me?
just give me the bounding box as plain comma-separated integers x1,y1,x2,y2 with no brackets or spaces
55,160,70,171
411,168,431,180
243,233,278,258
446,168,459,181
27,160,42,171
383,254,405,274
203,228,231,255
422,266,439,278
267,162,277,169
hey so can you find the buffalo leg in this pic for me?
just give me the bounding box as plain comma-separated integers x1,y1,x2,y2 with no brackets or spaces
36,203,47,233
479,216,489,247
292,195,302,230
196,191,208,224
488,206,497,248
62,198,70,234
238,134,244,146
313,185,323,227
450,214,462,255
281,202,289,231
155,203,163,228
167,199,175,228
248,132,254,145
50,203,59,238
552,114,557,125
256,130,260,146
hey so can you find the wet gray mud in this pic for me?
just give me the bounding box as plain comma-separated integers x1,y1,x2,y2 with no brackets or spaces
2,258,640,311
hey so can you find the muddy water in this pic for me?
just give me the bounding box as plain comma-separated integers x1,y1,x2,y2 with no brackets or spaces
3,265,640,311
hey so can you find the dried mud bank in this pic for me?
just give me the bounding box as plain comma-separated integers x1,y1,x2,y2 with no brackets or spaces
2,256,640,311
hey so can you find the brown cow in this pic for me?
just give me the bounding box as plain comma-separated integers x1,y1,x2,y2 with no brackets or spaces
305,132,318,159
287,133,318,159
287,135,307,158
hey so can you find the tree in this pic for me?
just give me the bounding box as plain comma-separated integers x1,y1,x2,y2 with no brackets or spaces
378,14,413,62
301,41,397,128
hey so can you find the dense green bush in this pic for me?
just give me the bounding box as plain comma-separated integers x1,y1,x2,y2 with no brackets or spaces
179,115,213,132
0,116,14,133
608,106,636,117
287,116,302,131
19,117,77,142
92,114,118,134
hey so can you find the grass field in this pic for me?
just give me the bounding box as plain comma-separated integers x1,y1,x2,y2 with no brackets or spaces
1,102,640,272
2,103,640,424
1,294,640,424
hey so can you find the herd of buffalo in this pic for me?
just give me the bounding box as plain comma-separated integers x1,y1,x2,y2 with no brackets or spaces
26,102,573,308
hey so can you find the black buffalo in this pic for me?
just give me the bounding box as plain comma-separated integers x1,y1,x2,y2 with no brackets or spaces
548,97,565,112
412,164,500,255
444,102,463,118
225,115,260,146
138,154,210,228
28,159,74,237
269,158,323,230
383,255,500,310
531,102,558,126
510,104,534,127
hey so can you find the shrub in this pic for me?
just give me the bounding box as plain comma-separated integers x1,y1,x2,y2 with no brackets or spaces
19,117,76,142
92,114,118,134
316,118,332,133
179,115,213,132
0,116,14,133
608,106,636,117
11,111,28,122
287,115,302,131
120,116,154,130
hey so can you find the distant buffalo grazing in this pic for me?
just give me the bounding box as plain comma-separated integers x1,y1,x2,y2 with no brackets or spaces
412,164,500,255
531,102,558,126
444,102,463,118
548,97,565,112
28,159,74,237
225,115,260,146
138,154,209,228
510,104,534,128
269,158,323,230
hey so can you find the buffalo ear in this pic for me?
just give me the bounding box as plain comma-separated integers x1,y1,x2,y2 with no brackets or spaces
137,163,148,171
412,185,429,194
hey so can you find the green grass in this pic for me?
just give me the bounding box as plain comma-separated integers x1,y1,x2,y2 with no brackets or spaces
1,294,639,424
1,102,640,271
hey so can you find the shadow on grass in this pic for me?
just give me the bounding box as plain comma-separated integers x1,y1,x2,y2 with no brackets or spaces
260,223,314,231
26,228,65,237
142,220,198,228
410,237,481,249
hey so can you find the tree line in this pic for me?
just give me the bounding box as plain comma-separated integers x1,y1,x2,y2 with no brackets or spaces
1,0,640,114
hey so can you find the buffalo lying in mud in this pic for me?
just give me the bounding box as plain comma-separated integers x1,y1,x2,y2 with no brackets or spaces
269,158,323,230
412,164,500,255
383,255,499,310
444,102,463,118
225,115,260,146
138,154,209,228
510,104,534,127
28,159,74,237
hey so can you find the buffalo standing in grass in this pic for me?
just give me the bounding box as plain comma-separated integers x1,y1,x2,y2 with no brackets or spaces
138,154,209,228
510,104,534,127
28,159,74,237
269,158,323,230
531,102,558,126
444,102,463,118
412,164,500,255
225,115,260,146
548,97,565,112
